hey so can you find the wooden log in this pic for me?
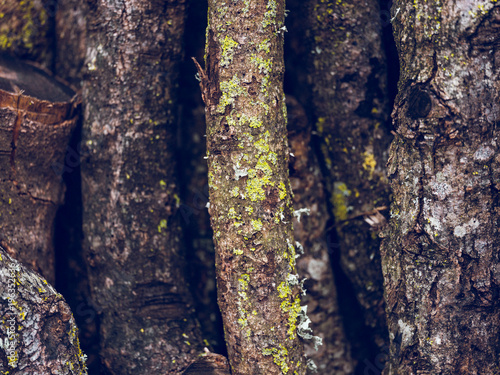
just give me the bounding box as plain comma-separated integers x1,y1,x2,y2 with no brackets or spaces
0,243,87,373
0,53,79,284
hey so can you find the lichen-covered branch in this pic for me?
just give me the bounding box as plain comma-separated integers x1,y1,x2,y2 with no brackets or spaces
81,0,205,373
0,244,87,374
197,1,308,374
307,0,391,348
382,0,500,373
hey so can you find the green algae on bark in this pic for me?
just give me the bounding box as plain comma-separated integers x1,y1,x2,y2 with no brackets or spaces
196,1,309,374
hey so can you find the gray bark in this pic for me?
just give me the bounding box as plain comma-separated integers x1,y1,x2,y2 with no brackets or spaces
0,244,87,374
81,0,206,373
382,1,500,373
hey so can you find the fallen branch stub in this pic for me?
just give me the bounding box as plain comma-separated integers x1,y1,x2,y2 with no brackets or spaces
0,244,88,374
0,53,79,284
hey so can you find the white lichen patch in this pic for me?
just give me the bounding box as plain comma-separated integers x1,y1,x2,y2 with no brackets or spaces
398,319,415,347
453,218,480,238
473,145,494,162
293,208,310,223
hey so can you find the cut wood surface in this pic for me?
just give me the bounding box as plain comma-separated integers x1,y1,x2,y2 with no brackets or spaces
0,54,78,284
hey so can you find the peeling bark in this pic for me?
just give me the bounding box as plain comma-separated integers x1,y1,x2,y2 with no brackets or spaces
81,0,205,373
0,244,87,374
197,1,308,374
0,54,78,284
287,96,355,373
382,1,500,373
307,0,391,348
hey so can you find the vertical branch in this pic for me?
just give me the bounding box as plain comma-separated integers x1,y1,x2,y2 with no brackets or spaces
81,1,205,373
202,1,308,374
382,1,500,373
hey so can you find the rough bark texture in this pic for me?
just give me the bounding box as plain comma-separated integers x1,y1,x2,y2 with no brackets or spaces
81,0,205,373
0,244,87,374
287,96,355,374
308,0,391,347
382,1,500,373
54,0,86,87
0,0,55,68
0,54,78,284
197,0,308,374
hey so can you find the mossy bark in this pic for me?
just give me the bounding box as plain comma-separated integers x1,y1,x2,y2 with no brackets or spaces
0,244,87,374
0,54,78,284
308,0,391,348
382,1,500,373
196,1,307,374
287,96,355,373
0,0,54,68
81,0,205,373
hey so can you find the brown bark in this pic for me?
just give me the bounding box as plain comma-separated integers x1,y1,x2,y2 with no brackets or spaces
307,0,391,348
0,243,87,374
0,0,55,68
81,0,206,373
287,96,355,374
0,54,78,284
54,0,86,86
197,1,310,373
382,1,500,373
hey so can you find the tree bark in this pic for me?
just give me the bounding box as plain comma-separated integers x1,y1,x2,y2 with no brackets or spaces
81,0,205,373
287,96,355,373
382,1,500,373
0,0,55,68
196,1,309,373
0,243,87,374
54,0,86,87
307,0,391,348
0,53,78,284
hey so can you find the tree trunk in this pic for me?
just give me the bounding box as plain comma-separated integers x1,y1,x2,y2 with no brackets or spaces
382,1,500,373
81,0,205,373
0,243,87,374
0,0,55,68
54,0,86,87
287,96,355,373
307,0,391,349
0,53,78,284
196,1,309,373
